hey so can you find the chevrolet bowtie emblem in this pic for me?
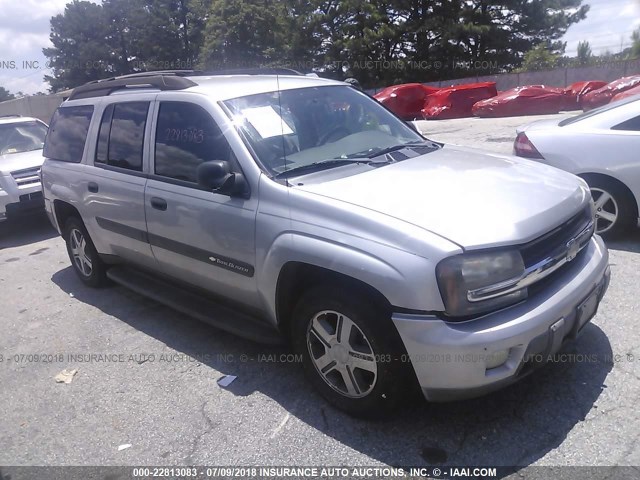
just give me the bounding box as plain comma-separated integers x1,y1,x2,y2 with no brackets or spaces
566,239,580,262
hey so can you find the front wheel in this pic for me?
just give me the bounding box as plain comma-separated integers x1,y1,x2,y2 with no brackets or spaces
587,178,637,239
63,217,107,287
291,285,414,418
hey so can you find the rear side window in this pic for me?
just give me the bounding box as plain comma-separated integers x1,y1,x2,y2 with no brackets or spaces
154,102,233,183
44,105,93,163
95,102,149,171
612,115,640,131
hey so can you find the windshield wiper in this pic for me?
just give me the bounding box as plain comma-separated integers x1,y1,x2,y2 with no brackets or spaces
364,142,436,159
275,158,372,178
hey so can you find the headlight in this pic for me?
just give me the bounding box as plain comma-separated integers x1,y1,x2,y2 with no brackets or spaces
436,250,526,318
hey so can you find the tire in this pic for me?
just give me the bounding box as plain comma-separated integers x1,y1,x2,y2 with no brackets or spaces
291,285,415,418
63,217,108,287
586,177,637,239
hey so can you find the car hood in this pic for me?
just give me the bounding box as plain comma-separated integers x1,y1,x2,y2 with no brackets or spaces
294,145,590,249
0,149,45,175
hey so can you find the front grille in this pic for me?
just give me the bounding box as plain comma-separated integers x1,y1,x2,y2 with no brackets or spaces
11,166,41,187
520,205,593,268
19,191,43,203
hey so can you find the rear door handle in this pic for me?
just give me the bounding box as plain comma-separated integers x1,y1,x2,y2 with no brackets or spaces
150,197,167,211
87,181,99,193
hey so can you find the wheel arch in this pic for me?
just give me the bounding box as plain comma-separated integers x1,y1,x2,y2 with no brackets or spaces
275,261,392,339
53,200,83,232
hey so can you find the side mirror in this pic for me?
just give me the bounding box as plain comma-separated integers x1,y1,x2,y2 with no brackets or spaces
196,161,249,198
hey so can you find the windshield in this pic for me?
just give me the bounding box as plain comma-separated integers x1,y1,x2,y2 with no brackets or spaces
223,85,426,176
0,121,48,155
559,96,640,127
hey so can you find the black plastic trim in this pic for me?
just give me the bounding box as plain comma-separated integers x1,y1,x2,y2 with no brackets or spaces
94,217,254,277
94,163,148,178
147,233,254,277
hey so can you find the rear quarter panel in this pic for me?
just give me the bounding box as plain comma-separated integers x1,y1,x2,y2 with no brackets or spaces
527,129,640,215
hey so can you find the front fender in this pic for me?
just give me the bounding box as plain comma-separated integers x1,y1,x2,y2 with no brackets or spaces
257,232,447,324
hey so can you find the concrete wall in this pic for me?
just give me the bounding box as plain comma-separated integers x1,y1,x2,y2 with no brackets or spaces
0,94,65,124
367,59,640,94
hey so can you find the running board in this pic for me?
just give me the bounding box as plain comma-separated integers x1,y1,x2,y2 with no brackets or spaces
106,266,284,345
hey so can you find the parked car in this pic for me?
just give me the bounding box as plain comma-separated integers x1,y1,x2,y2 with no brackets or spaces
42,71,610,417
514,95,640,238
0,115,48,222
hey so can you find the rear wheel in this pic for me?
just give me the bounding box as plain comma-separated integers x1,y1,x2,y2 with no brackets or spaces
291,285,414,418
586,177,637,239
63,217,107,287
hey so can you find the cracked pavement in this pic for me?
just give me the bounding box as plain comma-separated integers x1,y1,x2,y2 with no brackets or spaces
0,116,639,477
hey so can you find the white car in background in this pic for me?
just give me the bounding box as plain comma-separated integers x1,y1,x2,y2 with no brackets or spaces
0,115,48,223
514,96,640,238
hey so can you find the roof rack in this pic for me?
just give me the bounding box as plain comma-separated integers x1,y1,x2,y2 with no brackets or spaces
0,114,22,118
68,74,198,101
67,68,304,101
117,68,303,78
194,67,303,76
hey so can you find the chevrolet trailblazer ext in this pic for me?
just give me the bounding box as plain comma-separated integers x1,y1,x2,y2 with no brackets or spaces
41,71,610,417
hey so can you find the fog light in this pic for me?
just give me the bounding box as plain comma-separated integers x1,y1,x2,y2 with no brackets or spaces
485,349,510,370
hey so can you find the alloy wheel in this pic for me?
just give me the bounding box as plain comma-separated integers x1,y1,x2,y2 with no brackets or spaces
306,310,378,398
69,228,93,277
591,187,619,234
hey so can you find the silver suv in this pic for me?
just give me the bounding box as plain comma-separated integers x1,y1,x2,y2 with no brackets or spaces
41,71,610,417
0,115,48,222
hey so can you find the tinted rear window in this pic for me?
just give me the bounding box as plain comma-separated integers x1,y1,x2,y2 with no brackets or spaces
95,102,148,171
44,105,94,163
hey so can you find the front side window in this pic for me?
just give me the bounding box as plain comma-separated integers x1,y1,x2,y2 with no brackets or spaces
0,121,48,155
44,106,93,163
95,102,149,171
223,85,426,176
154,102,233,183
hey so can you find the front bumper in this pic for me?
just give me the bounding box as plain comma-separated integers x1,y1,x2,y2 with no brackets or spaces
393,235,610,402
0,177,44,222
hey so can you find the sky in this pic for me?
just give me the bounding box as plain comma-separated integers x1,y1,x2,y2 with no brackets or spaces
0,0,639,95
563,0,640,56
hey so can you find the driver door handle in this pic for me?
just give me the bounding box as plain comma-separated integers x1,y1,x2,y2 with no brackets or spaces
150,197,167,211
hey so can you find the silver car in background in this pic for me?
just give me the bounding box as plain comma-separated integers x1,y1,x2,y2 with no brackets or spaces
515,96,640,238
0,115,48,222
41,72,610,417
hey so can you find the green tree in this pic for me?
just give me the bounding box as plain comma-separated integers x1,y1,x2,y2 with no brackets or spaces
44,0,212,91
43,0,119,92
0,86,14,103
199,0,314,70
200,0,274,69
312,0,400,84
131,0,211,69
577,40,592,65
518,43,561,71
310,0,588,85
632,28,640,59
